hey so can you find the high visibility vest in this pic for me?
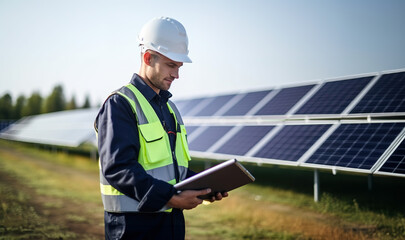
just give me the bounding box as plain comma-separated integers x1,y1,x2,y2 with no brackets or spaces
97,83,191,213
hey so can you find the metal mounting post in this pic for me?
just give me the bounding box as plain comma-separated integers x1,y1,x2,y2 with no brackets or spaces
368,174,373,191
314,169,320,202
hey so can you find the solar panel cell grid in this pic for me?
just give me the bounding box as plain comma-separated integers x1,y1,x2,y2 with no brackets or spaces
350,72,405,113
215,126,274,155
172,100,188,113
253,124,331,161
255,85,315,115
188,126,233,152
223,90,271,116
378,139,405,174
185,126,199,137
305,123,405,170
177,98,206,116
295,77,372,114
194,94,236,116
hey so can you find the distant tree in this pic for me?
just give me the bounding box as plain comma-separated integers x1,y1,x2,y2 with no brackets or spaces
43,85,66,113
82,95,91,109
14,95,26,119
0,93,13,119
22,92,43,116
66,95,77,110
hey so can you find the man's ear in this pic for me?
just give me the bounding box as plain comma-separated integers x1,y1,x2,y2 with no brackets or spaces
143,51,153,66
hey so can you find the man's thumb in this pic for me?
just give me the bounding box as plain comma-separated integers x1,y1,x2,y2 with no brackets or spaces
199,188,211,195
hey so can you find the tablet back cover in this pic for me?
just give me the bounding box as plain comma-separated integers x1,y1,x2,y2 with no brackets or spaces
174,159,255,199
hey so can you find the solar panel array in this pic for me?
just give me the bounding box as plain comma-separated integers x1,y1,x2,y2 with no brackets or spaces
177,69,405,177
0,108,98,147
1,69,403,178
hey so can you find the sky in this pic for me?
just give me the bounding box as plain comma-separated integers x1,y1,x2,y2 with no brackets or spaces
1,0,404,106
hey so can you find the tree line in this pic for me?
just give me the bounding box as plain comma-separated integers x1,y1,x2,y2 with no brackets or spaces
0,84,92,120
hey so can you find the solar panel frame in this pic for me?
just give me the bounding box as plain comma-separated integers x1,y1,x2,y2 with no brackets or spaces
375,129,405,177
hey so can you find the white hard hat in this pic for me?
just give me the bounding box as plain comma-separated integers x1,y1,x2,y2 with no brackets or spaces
138,17,192,63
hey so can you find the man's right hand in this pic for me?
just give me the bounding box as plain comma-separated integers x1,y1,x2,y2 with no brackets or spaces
167,189,211,210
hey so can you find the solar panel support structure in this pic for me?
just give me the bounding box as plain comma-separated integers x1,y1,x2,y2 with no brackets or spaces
314,169,320,202
368,174,373,191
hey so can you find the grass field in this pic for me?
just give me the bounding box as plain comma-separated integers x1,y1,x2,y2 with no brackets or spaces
0,139,405,239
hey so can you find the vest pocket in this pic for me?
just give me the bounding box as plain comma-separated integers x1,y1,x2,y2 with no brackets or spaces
139,121,171,166
177,125,191,165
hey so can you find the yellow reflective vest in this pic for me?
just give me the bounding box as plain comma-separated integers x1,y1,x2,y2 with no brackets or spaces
98,83,191,213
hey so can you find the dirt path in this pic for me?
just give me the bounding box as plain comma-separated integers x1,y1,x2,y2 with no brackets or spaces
0,144,104,239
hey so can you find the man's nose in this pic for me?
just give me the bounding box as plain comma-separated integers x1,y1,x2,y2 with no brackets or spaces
171,69,179,79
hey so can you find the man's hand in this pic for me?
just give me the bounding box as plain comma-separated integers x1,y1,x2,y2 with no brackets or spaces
167,189,229,210
207,192,229,202
167,189,211,210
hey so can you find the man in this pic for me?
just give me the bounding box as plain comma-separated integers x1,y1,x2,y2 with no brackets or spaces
95,17,227,240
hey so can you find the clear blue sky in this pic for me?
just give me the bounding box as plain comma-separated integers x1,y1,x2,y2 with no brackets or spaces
1,0,404,106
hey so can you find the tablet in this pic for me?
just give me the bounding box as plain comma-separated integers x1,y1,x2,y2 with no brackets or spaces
174,159,255,199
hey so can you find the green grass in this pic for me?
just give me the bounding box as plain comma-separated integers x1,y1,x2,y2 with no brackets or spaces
0,140,103,239
0,146,100,203
188,159,405,239
255,164,405,238
0,173,77,240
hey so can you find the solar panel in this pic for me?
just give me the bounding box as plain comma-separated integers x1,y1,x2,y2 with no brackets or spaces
177,97,206,116
255,85,315,115
193,94,236,116
350,72,405,113
0,108,98,147
377,138,405,175
188,126,233,152
295,77,373,115
185,126,199,137
215,126,275,155
253,124,331,161
222,90,271,116
172,100,188,114
305,123,405,170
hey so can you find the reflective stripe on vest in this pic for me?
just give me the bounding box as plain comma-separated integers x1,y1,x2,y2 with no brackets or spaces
99,83,191,213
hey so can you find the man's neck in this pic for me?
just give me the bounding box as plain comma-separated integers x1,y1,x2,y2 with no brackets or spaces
138,71,160,95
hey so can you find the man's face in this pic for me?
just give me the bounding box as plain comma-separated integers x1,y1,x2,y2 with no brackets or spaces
145,51,183,93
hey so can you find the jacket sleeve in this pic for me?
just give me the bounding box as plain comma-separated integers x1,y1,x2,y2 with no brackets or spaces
96,94,177,212
186,169,197,178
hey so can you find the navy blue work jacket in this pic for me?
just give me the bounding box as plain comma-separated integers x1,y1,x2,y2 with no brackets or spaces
95,73,194,239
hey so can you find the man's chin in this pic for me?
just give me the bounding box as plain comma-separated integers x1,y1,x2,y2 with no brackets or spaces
164,83,172,91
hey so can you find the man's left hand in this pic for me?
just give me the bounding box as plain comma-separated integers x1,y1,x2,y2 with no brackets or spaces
207,192,228,202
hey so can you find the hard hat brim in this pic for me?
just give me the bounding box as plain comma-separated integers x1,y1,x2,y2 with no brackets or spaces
164,52,192,63
141,45,192,63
